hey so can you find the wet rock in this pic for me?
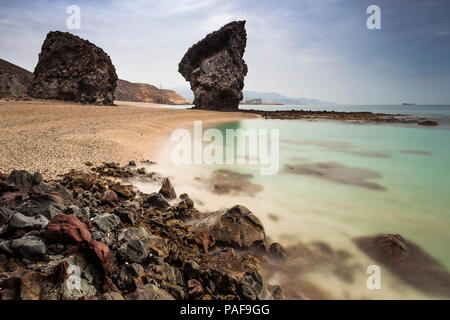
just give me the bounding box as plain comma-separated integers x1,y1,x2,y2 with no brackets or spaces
159,177,176,200
178,21,248,111
117,239,148,264
9,212,48,230
93,213,121,232
417,120,438,126
28,31,117,105
194,205,266,249
100,190,118,205
355,234,450,297
125,284,175,300
101,292,124,300
144,192,169,210
10,236,46,259
269,242,287,260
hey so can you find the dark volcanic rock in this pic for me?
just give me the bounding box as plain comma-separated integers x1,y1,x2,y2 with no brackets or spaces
193,205,266,249
354,234,450,297
0,58,33,99
28,31,118,105
178,21,247,111
159,177,176,200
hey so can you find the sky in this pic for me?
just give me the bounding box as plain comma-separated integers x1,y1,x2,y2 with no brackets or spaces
1,0,450,104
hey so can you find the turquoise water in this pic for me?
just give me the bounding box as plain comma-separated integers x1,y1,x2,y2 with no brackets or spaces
212,118,450,272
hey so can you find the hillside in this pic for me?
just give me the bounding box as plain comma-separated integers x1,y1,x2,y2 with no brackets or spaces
171,86,335,106
0,58,33,98
115,79,190,105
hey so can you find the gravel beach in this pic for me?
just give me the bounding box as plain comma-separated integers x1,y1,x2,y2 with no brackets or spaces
0,99,258,179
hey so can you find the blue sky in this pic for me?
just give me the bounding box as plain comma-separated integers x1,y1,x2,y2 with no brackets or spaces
1,0,449,104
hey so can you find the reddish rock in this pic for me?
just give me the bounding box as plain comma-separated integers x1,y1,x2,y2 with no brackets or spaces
187,279,203,299
53,260,70,283
83,240,110,275
189,231,215,253
46,214,92,245
45,214,111,279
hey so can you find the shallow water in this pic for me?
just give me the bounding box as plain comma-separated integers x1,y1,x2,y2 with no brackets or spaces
140,108,450,299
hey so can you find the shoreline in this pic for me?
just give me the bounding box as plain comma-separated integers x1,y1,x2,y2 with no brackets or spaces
0,99,259,179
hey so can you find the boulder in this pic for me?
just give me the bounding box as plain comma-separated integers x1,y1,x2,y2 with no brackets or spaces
159,177,176,199
112,183,135,200
93,213,121,232
10,236,46,259
144,192,169,210
28,31,117,105
194,205,266,249
178,21,248,111
354,234,450,297
46,214,92,245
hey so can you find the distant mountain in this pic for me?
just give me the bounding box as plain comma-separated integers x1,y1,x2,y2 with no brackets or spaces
116,80,190,105
171,86,335,106
243,90,335,106
0,58,33,99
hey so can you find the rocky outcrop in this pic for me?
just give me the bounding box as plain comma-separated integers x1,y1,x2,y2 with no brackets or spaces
115,79,190,105
0,166,282,300
27,31,118,105
0,58,33,99
178,21,248,111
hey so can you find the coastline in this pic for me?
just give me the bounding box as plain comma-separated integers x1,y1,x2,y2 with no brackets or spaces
0,99,259,179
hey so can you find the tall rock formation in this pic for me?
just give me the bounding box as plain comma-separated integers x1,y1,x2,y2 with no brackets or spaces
178,21,248,111
28,31,118,105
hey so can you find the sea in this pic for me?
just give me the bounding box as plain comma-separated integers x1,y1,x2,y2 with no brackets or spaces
138,104,450,299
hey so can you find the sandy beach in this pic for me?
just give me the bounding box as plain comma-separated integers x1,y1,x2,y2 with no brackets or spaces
0,99,259,179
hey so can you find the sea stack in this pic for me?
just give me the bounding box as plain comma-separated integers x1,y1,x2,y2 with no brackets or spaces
28,31,118,105
178,21,248,111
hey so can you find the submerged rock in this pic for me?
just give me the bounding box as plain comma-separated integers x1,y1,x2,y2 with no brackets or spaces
178,21,248,111
28,31,118,105
354,234,450,297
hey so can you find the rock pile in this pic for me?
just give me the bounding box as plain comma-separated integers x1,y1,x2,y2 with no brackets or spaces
178,21,248,111
0,164,284,300
27,31,118,105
